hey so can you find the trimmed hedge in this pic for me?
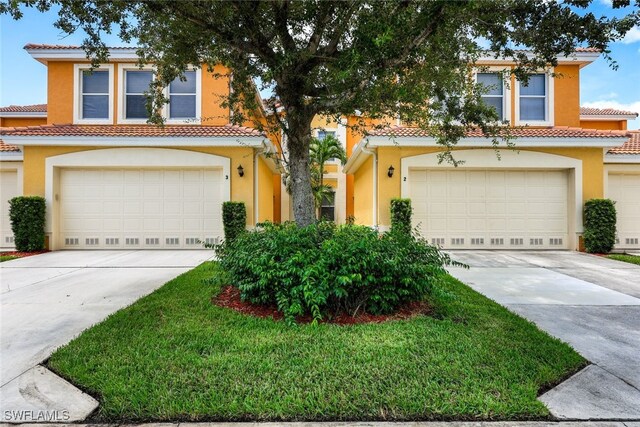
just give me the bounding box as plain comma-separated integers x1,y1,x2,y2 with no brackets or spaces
9,196,46,252
583,198,617,254
390,198,412,235
222,201,247,243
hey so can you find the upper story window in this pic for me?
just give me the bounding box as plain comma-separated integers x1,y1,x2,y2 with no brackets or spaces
516,72,554,125
320,191,336,222
317,130,336,140
477,72,506,122
124,70,153,120
168,71,197,119
118,64,201,124
74,64,114,124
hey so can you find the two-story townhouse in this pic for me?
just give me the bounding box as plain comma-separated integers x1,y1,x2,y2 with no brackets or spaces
343,49,639,251
0,44,280,251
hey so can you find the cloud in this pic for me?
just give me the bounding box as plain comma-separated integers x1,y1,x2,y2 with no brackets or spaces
599,92,619,100
621,26,640,44
599,0,612,6
583,100,640,130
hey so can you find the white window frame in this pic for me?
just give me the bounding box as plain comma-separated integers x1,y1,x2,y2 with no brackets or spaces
118,64,202,125
515,70,554,126
473,67,511,124
117,64,156,124
73,64,114,125
165,69,202,125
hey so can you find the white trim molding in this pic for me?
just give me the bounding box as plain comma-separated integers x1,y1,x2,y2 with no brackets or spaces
44,148,231,250
73,63,114,125
473,66,512,123
400,149,584,250
0,112,46,118
605,153,640,164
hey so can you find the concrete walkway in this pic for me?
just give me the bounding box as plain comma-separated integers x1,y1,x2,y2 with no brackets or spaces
448,251,640,420
0,250,214,422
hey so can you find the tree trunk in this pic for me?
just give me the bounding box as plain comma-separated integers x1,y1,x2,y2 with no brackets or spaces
287,116,317,227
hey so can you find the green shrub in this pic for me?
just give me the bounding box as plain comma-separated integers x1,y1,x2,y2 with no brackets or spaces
216,222,462,323
583,198,617,254
390,198,412,235
222,201,247,243
9,196,46,252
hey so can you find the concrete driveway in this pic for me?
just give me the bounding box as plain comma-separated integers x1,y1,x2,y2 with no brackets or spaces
0,250,214,420
448,251,640,420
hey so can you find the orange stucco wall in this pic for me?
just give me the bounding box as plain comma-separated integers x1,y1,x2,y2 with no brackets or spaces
0,117,47,127
44,61,233,125
47,62,75,124
580,120,627,130
553,65,581,127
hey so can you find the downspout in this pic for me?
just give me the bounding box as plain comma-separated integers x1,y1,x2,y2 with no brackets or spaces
361,143,378,228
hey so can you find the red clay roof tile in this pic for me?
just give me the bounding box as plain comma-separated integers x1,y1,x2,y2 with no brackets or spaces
0,139,20,152
0,104,47,113
367,126,630,139
0,124,264,138
608,131,640,155
580,107,638,117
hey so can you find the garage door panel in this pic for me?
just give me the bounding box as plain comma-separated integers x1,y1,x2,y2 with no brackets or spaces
409,168,569,249
60,168,224,249
609,173,640,250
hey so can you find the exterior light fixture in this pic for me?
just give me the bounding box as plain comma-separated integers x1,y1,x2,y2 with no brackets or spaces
387,165,395,178
237,165,244,177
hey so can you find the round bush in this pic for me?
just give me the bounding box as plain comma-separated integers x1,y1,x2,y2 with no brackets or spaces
215,222,460,323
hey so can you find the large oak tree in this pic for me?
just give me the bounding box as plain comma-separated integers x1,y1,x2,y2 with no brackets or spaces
2,0,638,226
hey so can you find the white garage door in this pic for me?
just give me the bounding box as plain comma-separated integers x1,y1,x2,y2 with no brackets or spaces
608,173,640,250
409,169,569,249
1,170,18,249
60,168,224,249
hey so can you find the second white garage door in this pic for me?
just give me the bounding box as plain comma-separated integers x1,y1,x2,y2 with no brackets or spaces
409,169,569,249
608,173,640,250
1,170,18,249
60,168,224,249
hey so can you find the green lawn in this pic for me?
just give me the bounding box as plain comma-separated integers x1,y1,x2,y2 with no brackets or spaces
48,261,585,422
607,253,640,266
0,255,18,262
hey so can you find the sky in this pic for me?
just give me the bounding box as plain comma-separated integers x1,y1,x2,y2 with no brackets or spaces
1,2,638,130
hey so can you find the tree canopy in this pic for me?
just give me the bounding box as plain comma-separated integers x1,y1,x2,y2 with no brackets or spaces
2,0,638,225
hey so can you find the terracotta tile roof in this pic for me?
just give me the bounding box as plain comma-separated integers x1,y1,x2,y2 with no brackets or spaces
0,124,264,138
367,126,630,139
580,107,638,117
0,139,20,152
0,104,47,113
24,43,133,50
574,47,601,53
608,131,640,155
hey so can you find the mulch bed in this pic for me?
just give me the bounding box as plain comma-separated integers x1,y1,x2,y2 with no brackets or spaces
0,250,49,258
212,285,432,325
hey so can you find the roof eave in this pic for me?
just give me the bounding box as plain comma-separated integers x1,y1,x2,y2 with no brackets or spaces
0,135,269,147
580,115,638,121
604,153,640,163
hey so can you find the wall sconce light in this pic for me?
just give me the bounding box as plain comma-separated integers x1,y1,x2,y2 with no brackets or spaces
387,165,395,178
237,165,245,177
